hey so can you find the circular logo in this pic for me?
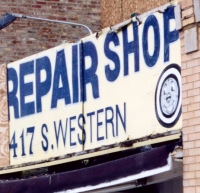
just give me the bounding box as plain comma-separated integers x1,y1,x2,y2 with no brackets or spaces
155,64,181,128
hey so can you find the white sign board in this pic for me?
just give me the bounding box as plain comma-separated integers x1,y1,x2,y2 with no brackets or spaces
7,7,181,165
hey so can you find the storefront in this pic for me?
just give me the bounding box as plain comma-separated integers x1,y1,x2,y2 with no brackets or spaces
0,0,199,192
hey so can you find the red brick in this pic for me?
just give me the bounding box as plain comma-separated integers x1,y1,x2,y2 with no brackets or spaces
184,187,195,193
184,112,194,121
182,7,194,18
181,0,193,9
189,163,200,170
0,0,101,64
187,74,199,83
196,186,200,193
192,50,200,60
183,180,190,187
183,126,195,134
193,66,200,73
182,77,187,84
182,105,188,113
183,156,195,164
32,5,41,8
184,171,195,179
183,83,193,91
184,141,195,149
189,179,200,186
183,97,194,106
195,125,200,132
180,31,184,38
194,81,200,89
189,148,200,156
182,16,195,27
196,172,200,178
195,140,200,147
182,62,187,69
194,96,200,103
182,68,194,77
195,155,200,163
189,132,200,141
183,134,188,142
182,53,194,63
194,110,200,118
183,91,188,99
182,46,186,55
183,119,188,127
187,59,199,68
184,163,189,171
188,103,200,111
181,38,185,47
188,89,200,97
37,1,47,4
184,149,189,156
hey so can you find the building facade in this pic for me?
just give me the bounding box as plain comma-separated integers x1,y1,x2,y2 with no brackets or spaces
0,0,200,192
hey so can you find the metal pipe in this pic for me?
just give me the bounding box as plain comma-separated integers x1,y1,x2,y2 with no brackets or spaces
10,13,93,35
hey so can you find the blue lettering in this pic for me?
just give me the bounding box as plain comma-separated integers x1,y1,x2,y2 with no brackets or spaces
104,32,120,81
77,114,86,145
116,103,126,136
54,119,68,148
36,56,52,113
105,107,115,139
27,126,35,155
41,124,48,152
122,21,139,74
164,7,179,62
20,61,35,117
79,43,84,102
72,45,79,103
143,15,160,68
87,111,95,143
70,116,76,146
97,109,104,141
8,68,19,119
83,41,99,101
51,50,71,108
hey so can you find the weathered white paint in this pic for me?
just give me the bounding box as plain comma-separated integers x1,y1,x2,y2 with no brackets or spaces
7,6,181,165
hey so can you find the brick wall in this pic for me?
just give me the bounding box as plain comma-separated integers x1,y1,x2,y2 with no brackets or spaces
0,0,179,64
0,0,101,64
100,0,169,28
181,0,200,192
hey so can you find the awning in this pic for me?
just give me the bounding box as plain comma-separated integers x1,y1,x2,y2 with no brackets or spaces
0,145,173,193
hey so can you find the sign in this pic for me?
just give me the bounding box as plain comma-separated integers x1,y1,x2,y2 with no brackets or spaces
7,6,181,165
